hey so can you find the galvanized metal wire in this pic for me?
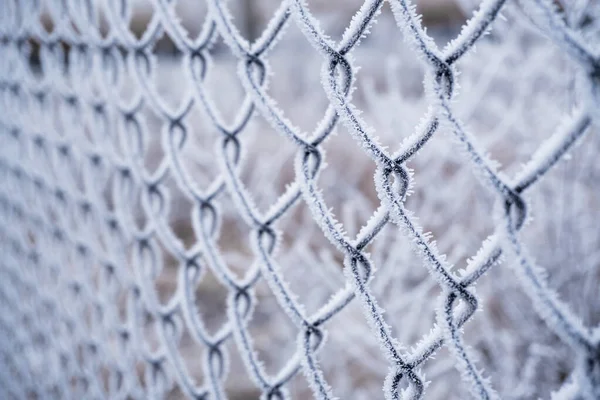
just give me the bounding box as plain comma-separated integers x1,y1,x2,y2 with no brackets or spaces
0,0,598,399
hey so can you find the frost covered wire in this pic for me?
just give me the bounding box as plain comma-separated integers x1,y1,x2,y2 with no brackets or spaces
0,0,598,399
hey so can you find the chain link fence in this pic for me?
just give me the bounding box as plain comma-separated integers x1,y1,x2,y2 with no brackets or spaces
1,0,599,399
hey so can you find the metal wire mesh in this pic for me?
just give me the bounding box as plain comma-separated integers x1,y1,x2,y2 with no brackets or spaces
0,0,599,399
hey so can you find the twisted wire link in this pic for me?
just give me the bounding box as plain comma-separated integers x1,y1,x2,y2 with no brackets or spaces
0,0,598,399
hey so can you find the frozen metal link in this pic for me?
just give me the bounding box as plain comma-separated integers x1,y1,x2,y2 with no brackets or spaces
0,0,598,399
